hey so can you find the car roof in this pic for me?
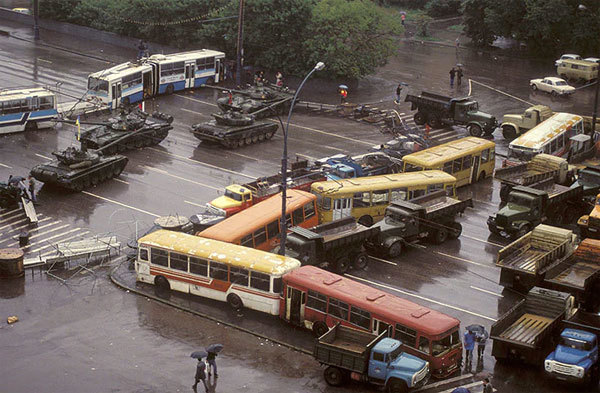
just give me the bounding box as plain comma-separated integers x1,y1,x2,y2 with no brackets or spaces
562,54,581,57
542,77,567,82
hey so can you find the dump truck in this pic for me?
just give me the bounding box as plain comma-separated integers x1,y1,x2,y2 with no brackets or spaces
487,179,584,238
495,224,577,291
491,287,575,365
283,217,380,274
544,239,600,311
500,105,554,139
578,193,600,239
545,309,600,386
494,154,572,202
314,324,430,392
367,191,472,258
404,91,497,136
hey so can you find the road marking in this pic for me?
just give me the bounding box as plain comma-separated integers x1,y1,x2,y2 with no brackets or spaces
30,230,90,254
37,58,52,63
175,94,217,107
0,217,53,241
0,211,26,224
82,191,161,218
435,251,494,269
113,178,129,185
0,208,20,218
0,216,32,231
470,285,503,297
267,118,373,146
369,256,398,266
461,234,503,247
414,373,473,392
146,147,255,180
35,153,52,160
0,162,13,168
181,108,209,116
184,200,205,208
347,274,497,321
7,224,70,247
25,227,82,248
437,134,459,143
469,78,534,107
142,165,220,190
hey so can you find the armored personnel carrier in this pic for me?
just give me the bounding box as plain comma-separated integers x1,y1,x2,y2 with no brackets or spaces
205,84,294,119
76,108,173,154
30,146,128,191
191,111,278,148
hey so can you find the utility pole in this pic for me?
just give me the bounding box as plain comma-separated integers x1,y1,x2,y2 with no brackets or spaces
235,0,245,87
33,0,40,40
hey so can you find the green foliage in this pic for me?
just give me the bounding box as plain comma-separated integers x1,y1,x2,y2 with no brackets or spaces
462,0,495,47
383,0,427,8
424,0,462,17
39,0,81,20
415,14,433,36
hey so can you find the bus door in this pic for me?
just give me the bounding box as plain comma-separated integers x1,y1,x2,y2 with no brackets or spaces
332,198,352,220
142,70,153,98
28,96,39,112
185,62,195,89
214,58,222,83
285,286,305,325
111,82,122,109
471,155,480,183
150,63,159,96
373,319,390,336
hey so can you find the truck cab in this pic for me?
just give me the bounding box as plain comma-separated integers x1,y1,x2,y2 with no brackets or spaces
208,184,253,217
327,163,358,180
545,328,599,384
369,338,430,390
488,188,546,237
578,194,600,238
571,166,600,199
501,105,553,139
451,99,497,136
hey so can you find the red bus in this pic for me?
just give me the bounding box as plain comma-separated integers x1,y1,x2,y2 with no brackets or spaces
199,189,319,251
281,265,462,378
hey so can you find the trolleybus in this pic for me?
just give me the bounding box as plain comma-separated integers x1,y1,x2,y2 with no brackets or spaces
281,265,462,378
135,229,300,315
0,87,57,134
401,137,496,187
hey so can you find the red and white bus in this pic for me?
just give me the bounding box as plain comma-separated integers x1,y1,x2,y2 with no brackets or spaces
281,266,462,378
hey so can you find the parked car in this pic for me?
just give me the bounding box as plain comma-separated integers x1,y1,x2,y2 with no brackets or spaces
555,54,582,67
530,77,576,97
584,57,600,64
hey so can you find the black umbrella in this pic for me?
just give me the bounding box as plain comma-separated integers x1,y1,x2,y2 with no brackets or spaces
466,324,485,334
191,350,208,359
206,343,224,354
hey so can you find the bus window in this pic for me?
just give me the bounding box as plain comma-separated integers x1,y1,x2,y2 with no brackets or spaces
322,197,332,210
306,289,327,312
328,297,349,320
253,227,267,245
557,135,564,150
353,192,370,207
418,336,430,354
210,261,228,281
139,248,149,262
250,271,271,292
452,158,462,173
151,248,168,267
230,266,249,286
241,234,254,248
395,324,417,347
304,202,315,219
272,277,283,294
293,208,304,225
391,188,407,201
481,149,490,163
412,189,425,199
443,161,453,174
267,221,279,239
39,96,54,110
544,144,551,154
190,257,208,276
372,190,389,205
462,155,472,170
350,306,371,330
427,183,443,193
170,252,188,272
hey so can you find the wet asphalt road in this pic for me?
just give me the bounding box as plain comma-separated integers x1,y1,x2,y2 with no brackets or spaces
1,16,599,393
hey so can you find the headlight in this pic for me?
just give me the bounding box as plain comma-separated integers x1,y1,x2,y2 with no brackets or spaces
545,360,553,372
576,366,584,377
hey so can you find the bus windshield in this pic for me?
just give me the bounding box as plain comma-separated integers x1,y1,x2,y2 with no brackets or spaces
88,77,108,93
432,330,461,356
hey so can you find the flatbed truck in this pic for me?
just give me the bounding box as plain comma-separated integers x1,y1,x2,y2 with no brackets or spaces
314,324,430,392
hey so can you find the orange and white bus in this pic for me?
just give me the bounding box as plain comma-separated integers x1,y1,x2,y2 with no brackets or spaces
198,189,319,251
135,230,300,314
281,266,462,378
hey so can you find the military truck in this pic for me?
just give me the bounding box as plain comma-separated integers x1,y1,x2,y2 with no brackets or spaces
404,91,497,136
500,105,553,139
494,154,572,202
487,179,584,238
314,324,430,392
368,191,472,258
578,193,600,238
571,165,600,200
495,224,577,291
491,287,575,365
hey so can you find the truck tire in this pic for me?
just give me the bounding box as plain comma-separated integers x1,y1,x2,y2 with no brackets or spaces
467,124,483,137
351,252,369,270
499,184,511,202
388,240,403,258
413,112,426,125
313,321,328,337
324,366,344,387
515,224,531,239
334,256,350,274
550,209,565,226
449,222,462,239
387,379,408,393
431,227,449,244
502,125,517,140
428,115,442,129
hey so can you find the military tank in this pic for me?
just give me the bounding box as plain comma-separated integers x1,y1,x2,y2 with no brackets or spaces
205,84,294,119
191,110,278,148
30,145,128,192
69,108,173,155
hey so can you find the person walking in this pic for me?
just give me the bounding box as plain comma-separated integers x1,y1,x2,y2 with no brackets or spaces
192,358,208,392
207,351,218,377
463,328,475,364
457,67,464,87
339,87,348,104
395,83,403,103
482,377,493,393
401,13,406,26
275,71,283,87
27,175,36,203
476,328,489,360
449,67,456,88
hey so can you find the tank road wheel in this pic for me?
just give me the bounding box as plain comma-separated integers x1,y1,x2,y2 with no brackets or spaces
449,222,462,239
90,174,100,186
312,321,328,337
237,139,245,148
387,379,408,393
251,135,259,143
226,293,244,311
351,252,369,270
244,136,253,145
467,124,483,137
502,125,517,140
333,256,350,274
413,112,426,125
82,177,91,189
72,181,84,192
323,366,344,387
258,133,265,141
265,131,275,140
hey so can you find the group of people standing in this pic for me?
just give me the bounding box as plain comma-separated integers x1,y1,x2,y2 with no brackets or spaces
449,66,464,88
7,175,36,204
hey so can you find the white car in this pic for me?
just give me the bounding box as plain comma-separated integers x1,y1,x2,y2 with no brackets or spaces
555,54,581,67
583,57,600,64
530,77,576,97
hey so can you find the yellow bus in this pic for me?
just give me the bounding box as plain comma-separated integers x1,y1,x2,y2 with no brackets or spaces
135,230,301,314
311,170,457,226
401,137,496,187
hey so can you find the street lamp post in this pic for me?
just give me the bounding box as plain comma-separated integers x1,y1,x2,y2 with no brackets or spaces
278,62,325,256
579,4,599,134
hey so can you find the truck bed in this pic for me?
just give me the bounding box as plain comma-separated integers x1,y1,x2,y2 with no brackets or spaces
494,155,563,186
499,313,554,344
300,216,379,245
544,239,600,291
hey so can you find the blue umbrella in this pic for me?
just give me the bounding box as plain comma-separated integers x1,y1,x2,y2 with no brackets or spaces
206,343,224,354
451,388,471,393
191,350,208,359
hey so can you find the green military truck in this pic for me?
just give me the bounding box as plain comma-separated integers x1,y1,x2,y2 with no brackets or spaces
488,179,584,238
367,191,472,258
404,91,497,136
500,105,553,139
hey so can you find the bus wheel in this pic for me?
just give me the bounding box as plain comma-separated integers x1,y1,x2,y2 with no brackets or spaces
227,293,244,310
166,84,174,95
324,366,344,387
122,97,130,106
313,321,328,337
334,257,350,274
352,252,369,270
387,379,408,393
155,275,170,292
358,215,373,227
413,112,426,125
205,77,215,86
25,121,38,131
467,124,483,137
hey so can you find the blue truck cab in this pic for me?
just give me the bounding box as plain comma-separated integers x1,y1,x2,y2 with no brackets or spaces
369,337,430,390
327,162,359,180
545,328,599,384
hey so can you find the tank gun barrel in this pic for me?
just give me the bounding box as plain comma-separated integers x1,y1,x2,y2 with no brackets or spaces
54,119,110,126
200,84,252,96
248,97,293,117
94,125,161,154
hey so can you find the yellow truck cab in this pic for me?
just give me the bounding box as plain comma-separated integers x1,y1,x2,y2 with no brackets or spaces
208,184,253,217
578,193,600,238
557,59,599,83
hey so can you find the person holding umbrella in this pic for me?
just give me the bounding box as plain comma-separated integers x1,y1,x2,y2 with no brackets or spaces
206,343,223,378
476,328,489,361
190,350,208,392
463,327,475,365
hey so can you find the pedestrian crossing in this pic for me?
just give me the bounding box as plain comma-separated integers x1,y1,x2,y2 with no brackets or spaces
0,207,90,260
394,111,465,144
